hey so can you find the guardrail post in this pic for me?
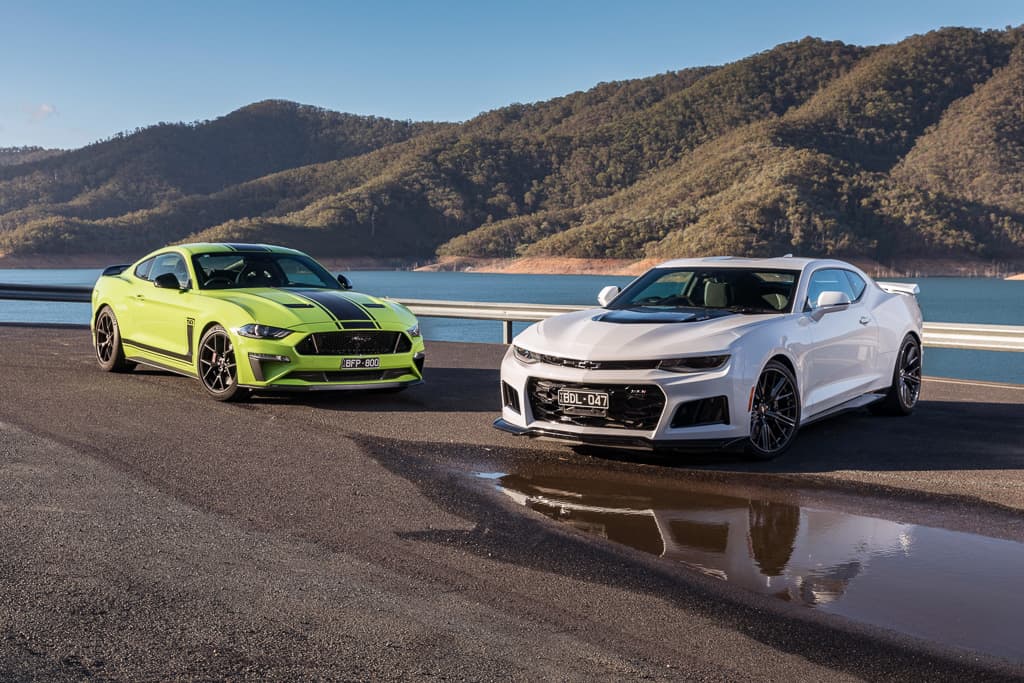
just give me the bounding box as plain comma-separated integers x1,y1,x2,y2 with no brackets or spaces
503,320,513,344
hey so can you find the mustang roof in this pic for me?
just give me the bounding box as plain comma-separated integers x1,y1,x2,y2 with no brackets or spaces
656,256,850,271
171,243,302,256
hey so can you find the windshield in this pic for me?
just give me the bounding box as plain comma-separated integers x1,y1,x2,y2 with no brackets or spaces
610,267,801,314
191,252,340,290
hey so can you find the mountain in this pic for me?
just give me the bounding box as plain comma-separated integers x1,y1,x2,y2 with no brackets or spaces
2,27,1023,269
444,27,1024,264
0,101,444,254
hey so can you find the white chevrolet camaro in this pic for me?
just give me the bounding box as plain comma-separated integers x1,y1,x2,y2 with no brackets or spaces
494,256,923,458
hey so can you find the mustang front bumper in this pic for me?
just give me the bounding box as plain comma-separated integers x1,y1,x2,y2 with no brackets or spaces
233,328,426,391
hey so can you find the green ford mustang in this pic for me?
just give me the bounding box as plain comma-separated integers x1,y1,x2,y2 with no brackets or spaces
91,242,425,400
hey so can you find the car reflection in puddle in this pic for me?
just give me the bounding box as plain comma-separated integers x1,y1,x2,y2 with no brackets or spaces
479,469,1024,664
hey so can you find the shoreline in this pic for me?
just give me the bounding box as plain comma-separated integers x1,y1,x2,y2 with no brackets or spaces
417,255,1024,279
1,252,1022,279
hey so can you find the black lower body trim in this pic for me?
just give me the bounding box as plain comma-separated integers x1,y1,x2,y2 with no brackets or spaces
493,418,744,452
242,379,423,393
126,355,197,379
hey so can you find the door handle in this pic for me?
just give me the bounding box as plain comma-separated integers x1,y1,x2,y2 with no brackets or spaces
135,294,145,300
859,316,870,325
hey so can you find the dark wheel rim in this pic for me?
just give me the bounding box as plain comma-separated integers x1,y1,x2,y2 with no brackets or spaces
199,332,236,393
96,312,115,363
750,368,799,454
898,342,922,408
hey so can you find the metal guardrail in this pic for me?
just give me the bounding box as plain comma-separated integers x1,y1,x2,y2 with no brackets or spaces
0,283,96,302
394,298,583,343
2,283,1024,351
920,322,1024,353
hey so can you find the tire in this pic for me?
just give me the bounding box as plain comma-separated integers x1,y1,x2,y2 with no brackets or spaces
197,325,245,401
94,306,134,372
747,360,801,460
870,334,921,416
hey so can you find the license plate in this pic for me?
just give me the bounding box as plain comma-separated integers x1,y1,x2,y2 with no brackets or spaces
557,388,609,410
342,357,381,369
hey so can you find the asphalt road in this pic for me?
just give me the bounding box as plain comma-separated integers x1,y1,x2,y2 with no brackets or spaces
1,325,1023,680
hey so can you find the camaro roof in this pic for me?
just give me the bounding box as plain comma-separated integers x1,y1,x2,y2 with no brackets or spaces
655,256,849,271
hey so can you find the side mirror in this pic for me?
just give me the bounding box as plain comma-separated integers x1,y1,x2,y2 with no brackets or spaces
810,290,851,321
337,274,353,290
597,285,620,307
154,272,185,290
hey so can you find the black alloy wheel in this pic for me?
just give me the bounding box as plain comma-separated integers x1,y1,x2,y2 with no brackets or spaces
94,306,134,372
747,360,801,459
198,325,244,401
871,335,921,416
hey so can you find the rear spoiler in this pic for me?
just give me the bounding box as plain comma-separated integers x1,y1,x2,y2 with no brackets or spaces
101,264,130,277
877,281,920,296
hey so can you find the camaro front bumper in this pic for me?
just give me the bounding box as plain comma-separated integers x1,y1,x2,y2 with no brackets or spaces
495,347,754,451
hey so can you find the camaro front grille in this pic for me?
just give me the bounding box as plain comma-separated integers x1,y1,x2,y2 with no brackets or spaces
535,353,661,370
527,378,666,430
295,331,412,356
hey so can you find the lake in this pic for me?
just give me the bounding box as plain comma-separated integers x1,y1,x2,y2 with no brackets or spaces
1,269,1022,384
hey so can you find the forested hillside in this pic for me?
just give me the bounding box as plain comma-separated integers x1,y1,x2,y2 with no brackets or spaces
0,147,64,167
2,27,1023,268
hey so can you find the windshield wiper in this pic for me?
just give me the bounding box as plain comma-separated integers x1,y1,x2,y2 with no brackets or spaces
725,306,775,314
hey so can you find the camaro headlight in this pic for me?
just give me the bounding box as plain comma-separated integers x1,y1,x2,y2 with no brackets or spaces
235,324,292,339
513,345,540,364
406,323,421,338
657,355,730,373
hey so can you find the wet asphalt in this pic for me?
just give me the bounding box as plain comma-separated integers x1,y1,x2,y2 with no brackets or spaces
1,324,1023,681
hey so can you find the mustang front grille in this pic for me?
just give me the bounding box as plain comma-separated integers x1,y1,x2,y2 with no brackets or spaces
295,331,412,356
527,378,666,430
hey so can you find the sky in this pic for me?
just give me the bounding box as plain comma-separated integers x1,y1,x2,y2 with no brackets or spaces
2,0,1022,150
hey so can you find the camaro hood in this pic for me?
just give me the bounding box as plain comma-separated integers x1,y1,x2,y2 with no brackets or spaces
203,288,415,329
518,308,779,358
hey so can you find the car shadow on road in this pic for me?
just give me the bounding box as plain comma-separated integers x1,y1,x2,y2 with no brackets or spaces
755,399,1024,474
557,399,1024,474
257,366,502,413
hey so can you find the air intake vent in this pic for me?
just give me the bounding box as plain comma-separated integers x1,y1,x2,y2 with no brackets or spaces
502,381,521,414
670,396,729,428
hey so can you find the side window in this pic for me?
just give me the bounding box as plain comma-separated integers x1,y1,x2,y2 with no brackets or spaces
805,269,856,309
134,258,155,281
149,253,189,287
842,270,867,302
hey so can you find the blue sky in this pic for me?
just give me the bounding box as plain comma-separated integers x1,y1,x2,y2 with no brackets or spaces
2,0,1022,149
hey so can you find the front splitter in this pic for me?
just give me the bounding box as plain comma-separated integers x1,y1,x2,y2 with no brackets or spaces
493,418,744,452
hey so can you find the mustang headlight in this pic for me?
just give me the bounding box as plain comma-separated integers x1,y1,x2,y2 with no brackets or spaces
235,324,292,340
512,345,540,364
657,355,730,373
406,323,421,338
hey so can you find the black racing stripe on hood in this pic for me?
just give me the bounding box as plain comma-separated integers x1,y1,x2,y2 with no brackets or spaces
243,290,339,329
280,289,377,324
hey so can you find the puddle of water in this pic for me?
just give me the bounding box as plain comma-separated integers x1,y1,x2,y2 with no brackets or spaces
482,469,1024,664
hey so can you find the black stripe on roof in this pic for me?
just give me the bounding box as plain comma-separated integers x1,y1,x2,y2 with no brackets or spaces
223,243,272,252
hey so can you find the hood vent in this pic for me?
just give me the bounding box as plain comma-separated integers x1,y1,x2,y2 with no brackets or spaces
593,308,730,324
